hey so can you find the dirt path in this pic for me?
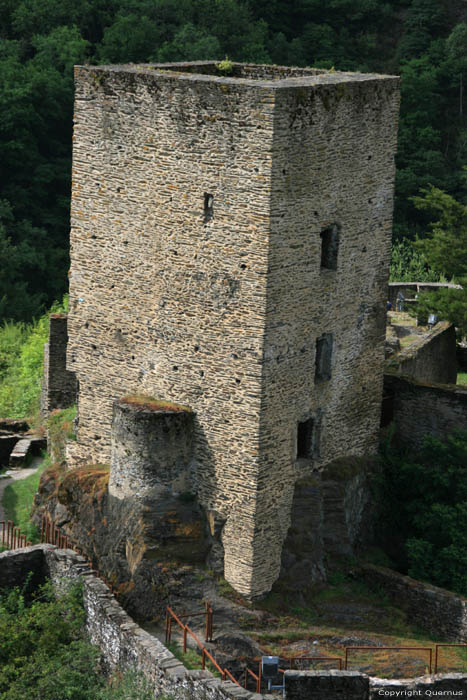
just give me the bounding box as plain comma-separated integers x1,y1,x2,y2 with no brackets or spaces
0,456,42,523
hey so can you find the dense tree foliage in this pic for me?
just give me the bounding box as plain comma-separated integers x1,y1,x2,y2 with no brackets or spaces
0,578,158,700
1,0,467,321
409,187,467,333
379,431,467,596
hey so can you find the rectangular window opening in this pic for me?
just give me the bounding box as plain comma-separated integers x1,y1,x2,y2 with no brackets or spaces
204,192,214,222
297,418,314,459
320,224,339,270
315,333,333,382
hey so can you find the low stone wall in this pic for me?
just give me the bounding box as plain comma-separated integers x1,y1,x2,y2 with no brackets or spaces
359,564,467,642
383,374,467,446
370,675,467,698
387,321,457,384
284,670,369,699
0,545,266,700
284,670,467,699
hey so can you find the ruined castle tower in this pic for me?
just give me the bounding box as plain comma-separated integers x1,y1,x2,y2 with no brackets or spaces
66,62,400,598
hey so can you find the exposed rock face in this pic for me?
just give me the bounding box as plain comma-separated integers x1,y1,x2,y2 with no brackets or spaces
33,465,210,620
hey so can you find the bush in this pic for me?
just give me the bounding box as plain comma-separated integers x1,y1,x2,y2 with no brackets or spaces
379,431,467,595
0,577,157,700
0,296,69,421
0,577,103,700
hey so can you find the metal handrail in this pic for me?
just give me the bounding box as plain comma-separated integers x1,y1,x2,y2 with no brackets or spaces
165,605,242,688
1,520,32,550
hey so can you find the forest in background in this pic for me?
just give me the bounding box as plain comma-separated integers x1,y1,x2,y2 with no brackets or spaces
1,0,467,322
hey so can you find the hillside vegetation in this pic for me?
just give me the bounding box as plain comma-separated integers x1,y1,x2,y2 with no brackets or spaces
1,0,467,322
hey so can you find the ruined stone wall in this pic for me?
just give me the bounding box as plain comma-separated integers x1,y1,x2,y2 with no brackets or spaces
67,63,399,597
41,314,77,417
359,563,467,643
388,321,457,384
384,374,467,446
281,457,375,588
109,398,194,499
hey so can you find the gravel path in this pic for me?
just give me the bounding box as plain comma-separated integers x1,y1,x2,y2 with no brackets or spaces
0,457,42,523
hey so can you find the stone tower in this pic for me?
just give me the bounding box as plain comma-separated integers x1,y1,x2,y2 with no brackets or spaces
67,62,400,598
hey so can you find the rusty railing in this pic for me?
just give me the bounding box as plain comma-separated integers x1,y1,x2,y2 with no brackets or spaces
345,646,433,675
40,514,116,595
434,644,467,674
165,605,242,688
165,601,213,643
244,667,261,693
281,654,343,671
1,520,32,550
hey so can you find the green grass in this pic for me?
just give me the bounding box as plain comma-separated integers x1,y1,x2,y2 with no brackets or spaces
2,453,50,542
167,641,221,678
457,372,467,386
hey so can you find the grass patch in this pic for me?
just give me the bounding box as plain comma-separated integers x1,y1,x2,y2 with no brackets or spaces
2,453,50,542
457,371,467,386
120,394,191,413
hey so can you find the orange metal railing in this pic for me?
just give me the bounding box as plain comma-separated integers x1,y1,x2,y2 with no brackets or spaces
1,520,32,550
165,605,242,687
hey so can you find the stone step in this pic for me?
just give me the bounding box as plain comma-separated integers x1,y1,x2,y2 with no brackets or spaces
9,438,33,469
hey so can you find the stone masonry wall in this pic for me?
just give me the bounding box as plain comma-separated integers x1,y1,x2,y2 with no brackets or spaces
281,457,375,588
384,374,467,447
67,62,399,597
359,563,467,642
387,321,457,384
41,314,77,418
285,670,467,699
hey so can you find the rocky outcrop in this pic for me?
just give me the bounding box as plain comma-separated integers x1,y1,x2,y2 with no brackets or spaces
33,465,211,621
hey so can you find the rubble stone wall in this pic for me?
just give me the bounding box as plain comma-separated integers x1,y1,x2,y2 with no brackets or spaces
41,314,77,418
285,670,467,699
384,374,467,447
359,563,467,642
